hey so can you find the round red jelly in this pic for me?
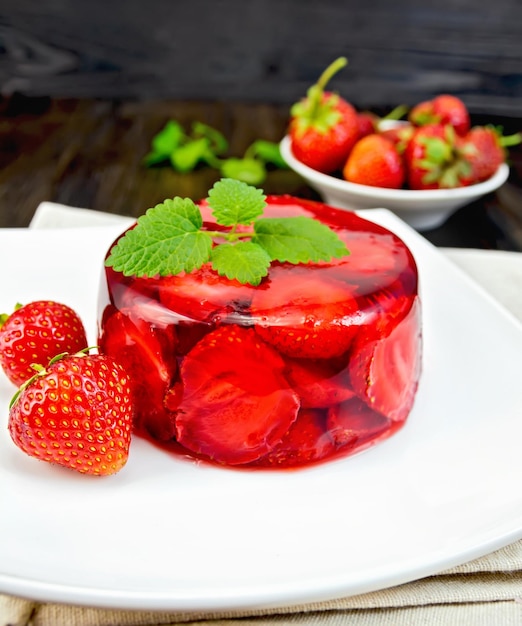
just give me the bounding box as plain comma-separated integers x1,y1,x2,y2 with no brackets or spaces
98,196,422,469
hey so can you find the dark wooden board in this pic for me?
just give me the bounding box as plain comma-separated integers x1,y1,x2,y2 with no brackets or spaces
1,0,521,115
1,95,521,251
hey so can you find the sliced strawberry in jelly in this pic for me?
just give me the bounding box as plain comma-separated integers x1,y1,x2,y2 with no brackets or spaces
349,297,422,421
255,408,335,468
251,266,360,359
357,284,415,339
327,231,401,276
327,398,392,449
99,306,178,439
173,325,300,465
284,356,355,408
157,265,255,324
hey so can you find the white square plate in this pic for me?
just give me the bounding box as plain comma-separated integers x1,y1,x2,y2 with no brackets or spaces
1,210,522,611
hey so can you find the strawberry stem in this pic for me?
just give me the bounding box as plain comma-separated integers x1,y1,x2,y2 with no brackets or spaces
383,104,409,121
500,132,521,148
316,57,348,93
306,57,348,121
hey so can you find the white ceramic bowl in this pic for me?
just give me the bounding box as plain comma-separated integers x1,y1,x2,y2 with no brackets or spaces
280,134,510,231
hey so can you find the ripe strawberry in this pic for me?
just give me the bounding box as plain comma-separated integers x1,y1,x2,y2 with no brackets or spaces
171,325,300,465
409,94,470,136
289,57,359,173
379,123,414,154
356,111,378,139
405,124,471,189
342,134,405,189
458,125,521,184
98,307,177,439
255,408,336,467
251,266,360,359
0,301,88,387
8,352,133,476
348,298,422,422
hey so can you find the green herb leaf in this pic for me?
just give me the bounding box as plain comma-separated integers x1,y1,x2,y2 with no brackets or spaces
220,157,267,185
153,120,185,153
210,241,271,286
171,137,214,172
246,140,288,168
106,179,350,286
143,120,186,166
253,216,349,264
192,121,228,153
207,178,266,226
105,197,213,277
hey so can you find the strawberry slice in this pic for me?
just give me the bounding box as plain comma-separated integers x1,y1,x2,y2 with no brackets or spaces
99,306,178,439
284,356,354,408
173,325,300,465
251,266,359,359
255,408,335,468
327,398,392,449
349,298,422,421
330,230,407,283
358,285,416,339
157,265,255,323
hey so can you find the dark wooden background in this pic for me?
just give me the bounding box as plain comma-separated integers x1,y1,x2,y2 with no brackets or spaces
1,1,522,251
1,0,521,115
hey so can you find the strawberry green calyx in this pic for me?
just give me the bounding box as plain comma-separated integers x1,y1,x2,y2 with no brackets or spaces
8,347,96,410
414,125,471,187
105,178,349,286
290,57,348,135
0,303,23,328
492,126,522,149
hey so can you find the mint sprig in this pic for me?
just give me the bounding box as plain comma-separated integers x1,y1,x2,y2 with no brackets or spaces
144,119,287,185
105,179,349,286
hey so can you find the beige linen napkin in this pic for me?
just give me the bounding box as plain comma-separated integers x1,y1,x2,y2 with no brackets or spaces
2,204,522,626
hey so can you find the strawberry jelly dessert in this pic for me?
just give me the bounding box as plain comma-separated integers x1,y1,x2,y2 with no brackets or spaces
98,190,422,469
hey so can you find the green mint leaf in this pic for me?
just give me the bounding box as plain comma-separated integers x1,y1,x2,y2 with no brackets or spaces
105,197,213,277
143,150,169,167
192,122,228,153
220,158,266,186
171,137,214,172
151,120,185,156
210,241,271,286
207,178,266,226
246,140,288,168
253,216,349,264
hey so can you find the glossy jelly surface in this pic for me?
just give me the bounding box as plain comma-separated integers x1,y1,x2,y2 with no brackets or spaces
98,196,422,469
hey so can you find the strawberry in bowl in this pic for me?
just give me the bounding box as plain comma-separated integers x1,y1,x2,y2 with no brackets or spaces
283,76,517,230
98,179,422,469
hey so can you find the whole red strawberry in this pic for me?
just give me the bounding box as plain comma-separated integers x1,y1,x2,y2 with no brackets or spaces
458,125,521,184
0,301,88,386
409,94,470,136
379,123,414,154
356,111,378,139
8,352,133,476
357,105,410,140
405,124,471,189
342,134,405,189
289,57,359,173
